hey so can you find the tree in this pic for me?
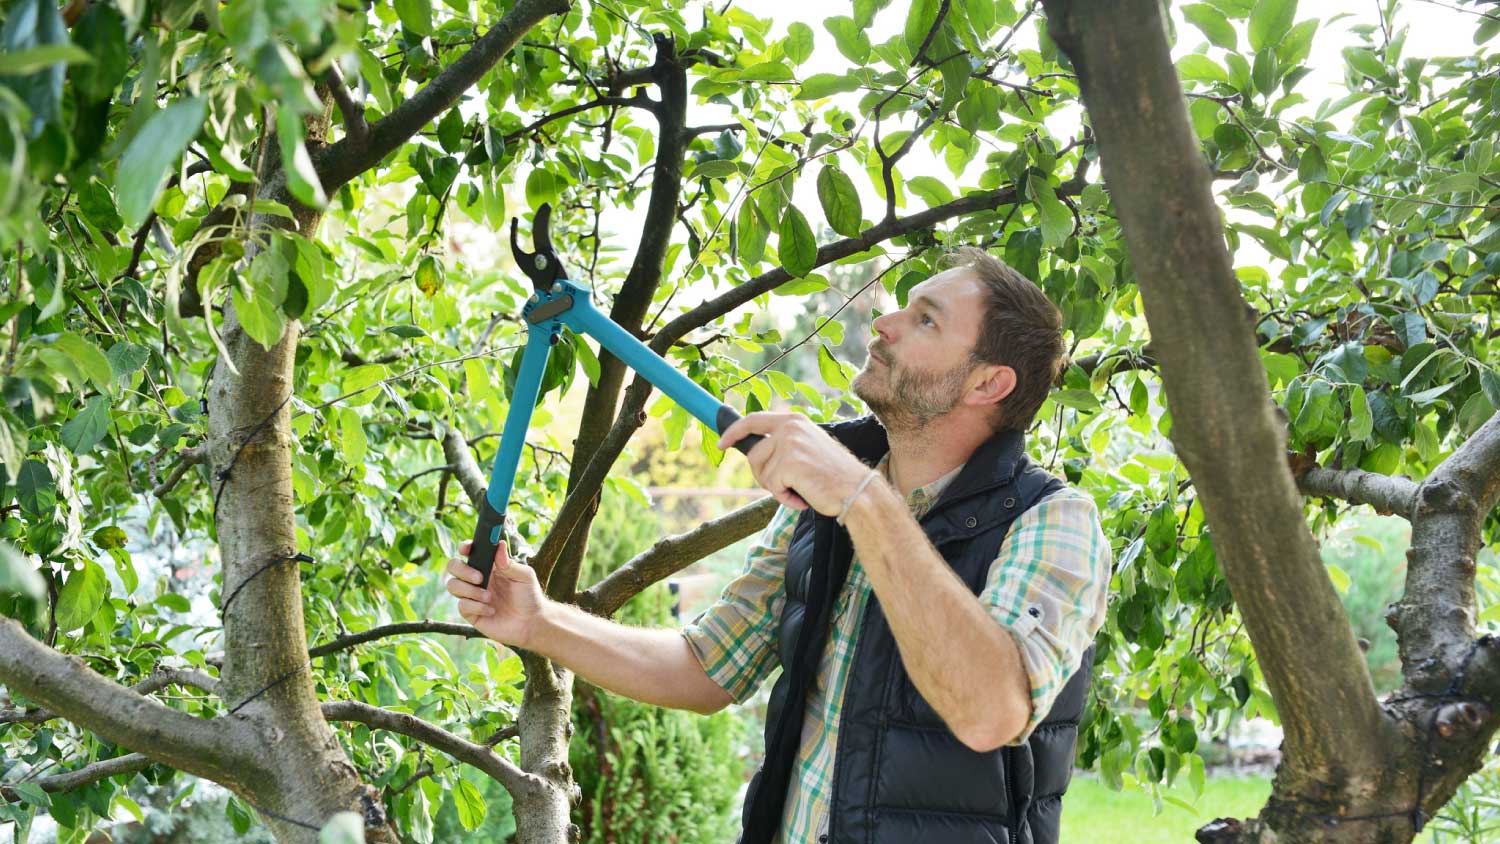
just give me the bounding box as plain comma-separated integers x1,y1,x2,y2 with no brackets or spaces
1042,0,1500,841
0,0,1498,842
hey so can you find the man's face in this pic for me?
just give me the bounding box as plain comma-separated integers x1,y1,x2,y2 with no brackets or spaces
852,268,988,432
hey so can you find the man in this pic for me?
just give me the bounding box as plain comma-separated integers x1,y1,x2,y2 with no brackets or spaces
446,247,1112,844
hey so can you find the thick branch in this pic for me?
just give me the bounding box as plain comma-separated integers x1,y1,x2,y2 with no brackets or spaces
1040,0,1387,777
316,0,569,191
1433,412,1500,514
579,495,777,615
543,34,691,600
0,619,256,787
1396,412,1500,688
325,62,367,143
153,444,208,498
308,621,483,659
441,421,487,505
321,700,539,797
0,753,152,799
1,666,220,725
1294,464,1418,519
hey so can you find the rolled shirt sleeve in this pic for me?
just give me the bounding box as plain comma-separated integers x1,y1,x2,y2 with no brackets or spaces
981,487,1112,744
679,504,800,704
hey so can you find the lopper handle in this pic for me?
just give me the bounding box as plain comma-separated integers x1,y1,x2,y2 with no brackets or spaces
716,405,764,455
466,496,507,588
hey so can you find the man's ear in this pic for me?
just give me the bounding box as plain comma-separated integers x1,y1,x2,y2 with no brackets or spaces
967,364,1017,413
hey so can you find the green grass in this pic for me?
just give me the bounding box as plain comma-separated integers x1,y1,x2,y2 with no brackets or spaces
1060,774,1461,843
1059,774,1272,844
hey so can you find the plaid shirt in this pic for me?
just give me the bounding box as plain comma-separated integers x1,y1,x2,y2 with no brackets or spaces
680,455,1112,844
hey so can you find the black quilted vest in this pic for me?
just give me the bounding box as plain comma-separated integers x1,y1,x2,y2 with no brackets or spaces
739,416,1094,844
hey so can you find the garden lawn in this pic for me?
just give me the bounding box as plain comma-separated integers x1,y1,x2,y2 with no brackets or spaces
1060,774,1271,843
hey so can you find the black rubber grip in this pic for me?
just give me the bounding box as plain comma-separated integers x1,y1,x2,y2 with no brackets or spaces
467,497,506,588
716,405,764,454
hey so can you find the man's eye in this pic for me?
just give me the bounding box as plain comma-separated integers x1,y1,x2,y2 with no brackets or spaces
920,314,935,327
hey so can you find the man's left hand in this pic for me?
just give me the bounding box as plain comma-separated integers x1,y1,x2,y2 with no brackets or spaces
717,412,875,515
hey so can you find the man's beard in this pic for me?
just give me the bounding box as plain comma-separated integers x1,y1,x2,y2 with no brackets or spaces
852,344,974,434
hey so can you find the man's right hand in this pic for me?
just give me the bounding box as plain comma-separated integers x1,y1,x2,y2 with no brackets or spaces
446,539,546,649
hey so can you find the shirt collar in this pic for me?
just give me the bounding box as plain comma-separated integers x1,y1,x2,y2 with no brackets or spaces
875,453,965,515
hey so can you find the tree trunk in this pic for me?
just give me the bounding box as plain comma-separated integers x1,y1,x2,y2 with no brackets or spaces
208,101,398,844
1039,1,1500,841
512,653,580,844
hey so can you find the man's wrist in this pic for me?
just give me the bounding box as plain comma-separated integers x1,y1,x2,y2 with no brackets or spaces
841,472,897,533
516,596,558,652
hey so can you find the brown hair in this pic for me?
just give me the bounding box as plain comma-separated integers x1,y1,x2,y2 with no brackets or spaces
945,247,1067,432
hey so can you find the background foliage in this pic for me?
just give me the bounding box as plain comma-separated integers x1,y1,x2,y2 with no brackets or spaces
0,0,1498,839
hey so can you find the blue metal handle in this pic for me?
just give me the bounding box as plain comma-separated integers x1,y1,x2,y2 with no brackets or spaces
468,319,557,585
470,277,766,585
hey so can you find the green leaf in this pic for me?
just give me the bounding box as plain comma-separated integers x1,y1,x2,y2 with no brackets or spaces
394,0,433,35
232,285,287,351
0,541,44,603
341,364,389,407
415,255,444,298
1176,54,1227,84
55,560,107,633
437,107,465,153
115,96,207,227
17,459,55,517
339,407,368,465
277,107,328,209
320,811,366,844
937,52,970,116
796,72,862,100
0,44,93,75
903,0,942,58
1054,389,1100,412
906,175,955,207
816,166,863,237
453,779,487,831
1183,4,1236,49
1032,181,1073,248
61,395,111,455
778,205,817,277
784,22,815,64
54,332,114,389
1248,0,1297,52
817,344,850,389
824,16,871,65
1348,386,1372,441
106,342,150,383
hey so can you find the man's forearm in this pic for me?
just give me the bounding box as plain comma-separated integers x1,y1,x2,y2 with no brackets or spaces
522,600,734,715
843,481,1031,750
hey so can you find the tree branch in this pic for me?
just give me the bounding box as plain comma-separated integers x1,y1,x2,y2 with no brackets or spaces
1,666,220,725
0,619,257,787
321,700,539,798
316,0,570,191
441,421,488,505
0,753,153,800
579,496,777,615
1040,0,1388,779
541,34,691,601
308,621,483,659
1293,464,1418,519
152,444,208,498
1396,412,1500,689
325,62,367,143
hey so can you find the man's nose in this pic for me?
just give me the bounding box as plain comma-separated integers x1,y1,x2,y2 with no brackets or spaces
871,310,895,340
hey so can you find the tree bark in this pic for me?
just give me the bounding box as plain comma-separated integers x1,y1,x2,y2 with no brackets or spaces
207,100,398,844
1038,1,1419,840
